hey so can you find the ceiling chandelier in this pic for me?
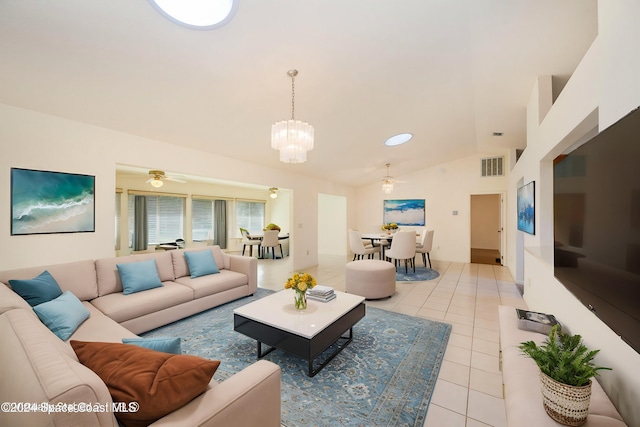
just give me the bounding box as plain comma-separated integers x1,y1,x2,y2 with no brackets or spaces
271,70,314,163
382,163,394,194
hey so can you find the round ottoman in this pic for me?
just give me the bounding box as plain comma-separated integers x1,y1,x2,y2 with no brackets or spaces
345,260,396,300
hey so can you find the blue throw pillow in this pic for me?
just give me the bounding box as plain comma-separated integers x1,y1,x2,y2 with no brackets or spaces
116,259,163,295
33,291,90,341
122,337,181,354
184,250,220,278
9,270,63,307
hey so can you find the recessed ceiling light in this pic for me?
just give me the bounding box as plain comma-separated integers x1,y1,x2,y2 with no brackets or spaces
384,133,413,146
148,0,238,30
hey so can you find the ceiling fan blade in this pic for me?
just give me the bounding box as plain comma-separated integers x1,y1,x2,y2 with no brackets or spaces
165,176,186,183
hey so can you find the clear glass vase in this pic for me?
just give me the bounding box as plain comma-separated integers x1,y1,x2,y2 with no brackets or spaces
294,290,307,311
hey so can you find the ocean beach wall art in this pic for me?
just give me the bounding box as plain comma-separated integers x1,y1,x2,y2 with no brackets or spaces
11,168,95,235
383,199,425,226
517,181,535,235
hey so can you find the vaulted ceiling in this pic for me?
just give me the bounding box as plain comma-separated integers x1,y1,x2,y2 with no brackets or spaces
0,1,597,187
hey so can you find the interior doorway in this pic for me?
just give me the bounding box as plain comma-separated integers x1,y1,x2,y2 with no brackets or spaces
470,193,503,265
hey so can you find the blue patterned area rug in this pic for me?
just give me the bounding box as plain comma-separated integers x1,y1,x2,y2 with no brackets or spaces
396,266,440,282
142,289,451,427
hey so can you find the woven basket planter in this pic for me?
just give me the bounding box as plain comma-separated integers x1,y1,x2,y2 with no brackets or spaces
540,372,592,426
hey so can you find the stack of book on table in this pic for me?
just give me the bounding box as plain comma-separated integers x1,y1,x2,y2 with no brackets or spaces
307,285,336,302
515,308,560,334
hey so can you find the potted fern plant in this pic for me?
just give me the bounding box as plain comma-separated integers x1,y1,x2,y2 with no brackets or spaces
519,324,611,426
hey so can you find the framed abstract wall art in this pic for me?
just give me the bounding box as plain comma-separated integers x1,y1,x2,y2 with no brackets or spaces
383,199,425,226
11,168,95,235
517,181,535,235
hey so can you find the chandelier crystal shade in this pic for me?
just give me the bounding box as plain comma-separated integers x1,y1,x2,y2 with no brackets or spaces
271,70,314,163
382,163,394,193
382,179,393,194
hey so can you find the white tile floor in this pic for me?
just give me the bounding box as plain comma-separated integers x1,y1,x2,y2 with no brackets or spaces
253,254,527,427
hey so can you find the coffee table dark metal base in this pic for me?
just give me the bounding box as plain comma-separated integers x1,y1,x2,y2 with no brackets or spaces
234,302,365,377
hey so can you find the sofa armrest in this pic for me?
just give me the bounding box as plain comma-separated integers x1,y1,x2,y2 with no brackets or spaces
227,254,258,294
150,360,281,427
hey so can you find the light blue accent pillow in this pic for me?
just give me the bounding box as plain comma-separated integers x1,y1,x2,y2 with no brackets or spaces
9,270,63,307
122,337,181,354
33,291,90,341
184,250,220,278
116,259,163,295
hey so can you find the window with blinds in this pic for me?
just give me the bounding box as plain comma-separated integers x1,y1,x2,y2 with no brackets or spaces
192,199,214,241
235,200,265,235
127,194,184,246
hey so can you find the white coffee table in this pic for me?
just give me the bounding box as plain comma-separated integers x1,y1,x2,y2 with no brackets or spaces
233,289,365,377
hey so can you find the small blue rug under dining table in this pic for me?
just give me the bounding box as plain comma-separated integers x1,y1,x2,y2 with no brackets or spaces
396,265,440,282
142,289,452,427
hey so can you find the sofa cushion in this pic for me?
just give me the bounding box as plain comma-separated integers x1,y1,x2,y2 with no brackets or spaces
184,249,220,278
174,270,249,299
9,270,62,307
122,337,181,354
33,291,90,341
116,259,163,295
96,252,174,296
70,302,139,343
90,281,194,323
172,247,227,279
0,260,98,302
70,340,220,427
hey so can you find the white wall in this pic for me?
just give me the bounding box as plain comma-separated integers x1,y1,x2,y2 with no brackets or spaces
507,2,640,424
317,193,347,256
0,103,356,272
355,153,508,263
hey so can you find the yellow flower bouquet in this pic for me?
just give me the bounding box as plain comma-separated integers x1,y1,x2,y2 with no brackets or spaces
285,272,317,310
382,223,399,234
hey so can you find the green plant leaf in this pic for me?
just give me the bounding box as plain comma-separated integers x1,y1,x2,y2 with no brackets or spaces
518,324,611,386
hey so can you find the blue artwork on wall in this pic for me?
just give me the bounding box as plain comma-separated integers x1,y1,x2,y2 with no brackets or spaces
11,168,95,235
383,199,425,226
517,181,535,235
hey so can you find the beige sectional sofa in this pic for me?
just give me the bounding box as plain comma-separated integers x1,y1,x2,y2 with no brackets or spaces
0,246,281,427
498,305,627,426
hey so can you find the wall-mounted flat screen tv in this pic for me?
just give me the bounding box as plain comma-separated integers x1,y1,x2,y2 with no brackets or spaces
553,107,640,354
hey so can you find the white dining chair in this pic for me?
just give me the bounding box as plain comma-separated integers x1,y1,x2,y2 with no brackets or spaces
349,230,381,261
385,231,416,273
240,228,261,257
415,229,434,268
261,229,283,259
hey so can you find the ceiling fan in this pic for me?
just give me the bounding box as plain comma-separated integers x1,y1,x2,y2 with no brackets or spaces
146,170,186,188
381,163,406,194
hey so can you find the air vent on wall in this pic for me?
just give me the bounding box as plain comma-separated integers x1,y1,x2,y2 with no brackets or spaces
481,157,504,177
